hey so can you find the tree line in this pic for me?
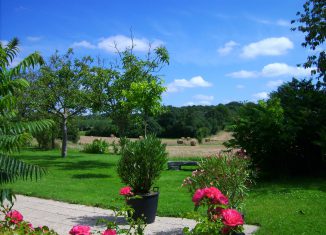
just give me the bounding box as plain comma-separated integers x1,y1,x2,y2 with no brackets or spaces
77,102,243,141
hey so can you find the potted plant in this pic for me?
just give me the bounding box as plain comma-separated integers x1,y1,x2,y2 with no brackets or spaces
117,135,167,224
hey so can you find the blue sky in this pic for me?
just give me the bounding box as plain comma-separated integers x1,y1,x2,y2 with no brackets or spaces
1,0,313,106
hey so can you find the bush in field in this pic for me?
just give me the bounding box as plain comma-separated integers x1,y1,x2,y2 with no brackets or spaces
83,139,109,154
195,127,210,144
182,150,255,209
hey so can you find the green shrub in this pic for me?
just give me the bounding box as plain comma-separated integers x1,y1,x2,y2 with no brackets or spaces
117,135,168,194
182,150,255,209
83,139,109,154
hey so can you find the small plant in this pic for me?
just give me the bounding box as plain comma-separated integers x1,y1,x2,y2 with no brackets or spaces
117,135,167,194
83,139,109,154
183,186,244,235
182,149,255,209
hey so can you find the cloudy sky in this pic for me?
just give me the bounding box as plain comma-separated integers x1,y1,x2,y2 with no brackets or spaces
0,0,313,106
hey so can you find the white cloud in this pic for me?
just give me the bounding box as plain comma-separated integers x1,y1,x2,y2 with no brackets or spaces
227,70,258,78
267,80,284,88
253,92,269,99
261,63,312,77
217,40,239,56
241,37,293,58
98,35,163,53
236,84,245,89
276,19,290,27
72,40,96,49
228,63,312,79
27,36,42,42
193,94,214,101
167,76,212,93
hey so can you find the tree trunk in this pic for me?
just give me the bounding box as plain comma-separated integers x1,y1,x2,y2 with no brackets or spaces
51,126,56,149
61,115,68,158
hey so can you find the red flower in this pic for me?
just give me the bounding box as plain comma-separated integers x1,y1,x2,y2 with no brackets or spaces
102,229,117,235
5,210,23,224
69,225,91,235
192,187,229,206
192,188,205,205
222,209,244,227
119,186,133,196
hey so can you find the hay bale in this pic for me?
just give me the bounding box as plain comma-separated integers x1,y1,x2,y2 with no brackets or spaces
181,137,185,140
177,139,184,144
139,136,144,140
110,134,115,138
186,137,191,141
190,140,197,146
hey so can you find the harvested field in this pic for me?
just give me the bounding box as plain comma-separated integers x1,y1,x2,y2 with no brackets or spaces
78,131,233,157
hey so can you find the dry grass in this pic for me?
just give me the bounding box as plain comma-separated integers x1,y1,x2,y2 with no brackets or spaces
77,131,233,158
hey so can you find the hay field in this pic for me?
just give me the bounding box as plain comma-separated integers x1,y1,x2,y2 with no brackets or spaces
78,131,233,157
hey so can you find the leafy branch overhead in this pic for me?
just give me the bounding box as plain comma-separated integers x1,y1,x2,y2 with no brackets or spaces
291,0,326,83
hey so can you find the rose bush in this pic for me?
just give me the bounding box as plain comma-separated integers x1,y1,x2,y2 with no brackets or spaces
184,186,244,235
5,210,23,224
183,150,256,209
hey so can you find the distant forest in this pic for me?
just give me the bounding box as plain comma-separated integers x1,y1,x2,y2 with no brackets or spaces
77,102,243,139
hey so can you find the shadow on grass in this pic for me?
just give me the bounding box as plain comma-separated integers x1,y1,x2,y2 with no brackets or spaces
71,173,112,179
250,177,326,196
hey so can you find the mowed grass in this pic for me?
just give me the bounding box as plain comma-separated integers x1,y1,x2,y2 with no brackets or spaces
6,149,326,234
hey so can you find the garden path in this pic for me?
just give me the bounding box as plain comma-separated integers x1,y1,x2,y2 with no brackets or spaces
13,195,259,235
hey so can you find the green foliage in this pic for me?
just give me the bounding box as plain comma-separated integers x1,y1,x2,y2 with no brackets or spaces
229,79,326,175
24,49,104,157
117,135,168,194
182,151,255,209
83,139,109,154
195,127,210,144
109,45,169,136
0,38,53,204
291,0,325,83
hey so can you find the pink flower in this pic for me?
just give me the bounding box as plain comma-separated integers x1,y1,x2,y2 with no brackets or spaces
119,186,133,196
5,210,23,224
102,229,117,235
204,187,229,205
69,225,91,235
222,209,244,227
192,188,205,205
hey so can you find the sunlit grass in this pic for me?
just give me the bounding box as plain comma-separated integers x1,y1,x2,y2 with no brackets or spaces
5,149,326,234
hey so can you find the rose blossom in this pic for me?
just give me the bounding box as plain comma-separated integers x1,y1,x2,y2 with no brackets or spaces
5,210,23,224
102,229,117,235
69,225,91,235
192,188,205,205
222,209,244,227
119,186,133,196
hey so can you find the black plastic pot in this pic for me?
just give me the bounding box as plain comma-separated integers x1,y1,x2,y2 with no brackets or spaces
127,191,159,224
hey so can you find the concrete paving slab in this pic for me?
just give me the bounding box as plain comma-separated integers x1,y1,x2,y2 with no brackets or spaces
9,195,258,235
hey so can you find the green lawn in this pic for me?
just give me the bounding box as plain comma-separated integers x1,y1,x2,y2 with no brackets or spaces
6,149,326,234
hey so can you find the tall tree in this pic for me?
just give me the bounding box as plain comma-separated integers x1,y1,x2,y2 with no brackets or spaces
27,49,102,157
291,0,326,83
0,38,53,204
113,45,169,136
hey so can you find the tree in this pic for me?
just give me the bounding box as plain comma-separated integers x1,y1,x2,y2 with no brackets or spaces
229,79,326,175
0,38,53,204
26,49,102,157
291,0,326,83
110,45,169,137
